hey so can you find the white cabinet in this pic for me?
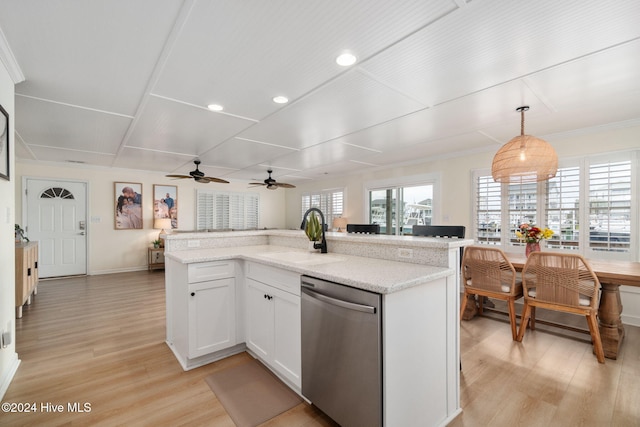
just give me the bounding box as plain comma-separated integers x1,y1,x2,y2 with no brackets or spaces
188,276,236,358
166,259,239,370
245,262,301,389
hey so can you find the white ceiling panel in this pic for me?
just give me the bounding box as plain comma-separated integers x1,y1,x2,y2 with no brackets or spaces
1,0,183,115
15,95,132,154
237,70,426,149
357,132,500,168
112,147,194,173
524,40,640,111
333,79,548,152
126,95,256,155
1,1,638,182
197,138,297,170
27,146,115,168
270,140,381,171
360,0,640,107
153,0,457,120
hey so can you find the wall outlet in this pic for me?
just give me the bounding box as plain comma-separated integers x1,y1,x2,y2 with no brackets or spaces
398,248,413,259
187,240,200,248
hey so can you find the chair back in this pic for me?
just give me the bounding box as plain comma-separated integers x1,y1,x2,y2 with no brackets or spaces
412,225,465,238
462,246,518,295
522,252,600,309
346,224,380,234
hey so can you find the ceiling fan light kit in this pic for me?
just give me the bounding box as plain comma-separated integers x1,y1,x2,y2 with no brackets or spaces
165,160,229,184
491,106,558,184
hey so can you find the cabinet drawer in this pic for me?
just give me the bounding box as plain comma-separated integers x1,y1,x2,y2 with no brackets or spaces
246,262,300,296
188,260,235,283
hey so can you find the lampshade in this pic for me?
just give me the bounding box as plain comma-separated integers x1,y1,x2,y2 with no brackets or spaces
153,218,172,230
491,106,558,183
333,217,348,232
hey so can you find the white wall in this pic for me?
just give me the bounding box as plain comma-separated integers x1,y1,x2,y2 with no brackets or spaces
14,162,286,274
0,59,18,399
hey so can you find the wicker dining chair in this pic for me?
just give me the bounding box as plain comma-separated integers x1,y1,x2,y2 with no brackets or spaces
461,246,523,340
516,252,605,363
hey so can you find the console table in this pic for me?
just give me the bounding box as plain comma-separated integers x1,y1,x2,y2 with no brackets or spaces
15,241,38,318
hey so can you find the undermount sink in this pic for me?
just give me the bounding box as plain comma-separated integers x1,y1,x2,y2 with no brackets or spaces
260,251,344,265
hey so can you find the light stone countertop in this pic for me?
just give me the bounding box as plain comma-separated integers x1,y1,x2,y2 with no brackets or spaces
165,244,453,294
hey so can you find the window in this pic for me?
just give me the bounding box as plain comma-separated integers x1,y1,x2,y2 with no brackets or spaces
472,151,637,260
365,174,438,236
301,189,344,228
40,187,74,199
196,190,259,230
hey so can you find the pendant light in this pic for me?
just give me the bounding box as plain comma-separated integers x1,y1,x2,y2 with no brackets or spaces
491,106,557,183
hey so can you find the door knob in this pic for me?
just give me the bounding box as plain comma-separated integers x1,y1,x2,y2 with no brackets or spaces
78,231,85,235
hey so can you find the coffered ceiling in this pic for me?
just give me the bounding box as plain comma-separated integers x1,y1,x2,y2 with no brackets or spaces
1,0,639,184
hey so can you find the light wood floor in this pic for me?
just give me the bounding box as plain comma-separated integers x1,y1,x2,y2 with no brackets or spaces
3,271,640,426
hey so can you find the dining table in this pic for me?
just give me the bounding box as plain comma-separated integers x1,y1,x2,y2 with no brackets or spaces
463,253,640,360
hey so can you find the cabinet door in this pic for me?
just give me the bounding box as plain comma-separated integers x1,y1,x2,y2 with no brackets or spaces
188,278,236,358
245,278,274,360
273,289,301,387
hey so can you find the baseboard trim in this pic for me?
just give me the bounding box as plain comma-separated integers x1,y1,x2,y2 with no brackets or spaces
0,353,21,400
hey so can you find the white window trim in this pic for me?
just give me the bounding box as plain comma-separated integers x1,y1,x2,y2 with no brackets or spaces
471,149,639,261
364,172,441,228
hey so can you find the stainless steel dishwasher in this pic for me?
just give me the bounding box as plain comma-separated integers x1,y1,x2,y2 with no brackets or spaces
301,275,382,427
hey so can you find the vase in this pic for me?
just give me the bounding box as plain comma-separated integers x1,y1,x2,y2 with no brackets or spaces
526,242,540,257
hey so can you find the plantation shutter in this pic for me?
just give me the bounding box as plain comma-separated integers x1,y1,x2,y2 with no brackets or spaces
588,160,631,253
196,190,260,230
474,174,501,245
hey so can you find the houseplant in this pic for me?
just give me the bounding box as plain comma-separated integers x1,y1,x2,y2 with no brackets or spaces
152,239,162,249
15,224,29,242
304,212,322,251
515,223,553,256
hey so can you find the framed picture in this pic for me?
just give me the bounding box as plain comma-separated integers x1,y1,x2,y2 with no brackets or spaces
153,184,178,229
0,104,9,181
115,182,143,229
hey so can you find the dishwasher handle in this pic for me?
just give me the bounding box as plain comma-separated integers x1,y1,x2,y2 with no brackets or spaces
302,285,376,314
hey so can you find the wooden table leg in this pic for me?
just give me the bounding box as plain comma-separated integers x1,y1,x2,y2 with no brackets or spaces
598,283,625,360
461,294,478,320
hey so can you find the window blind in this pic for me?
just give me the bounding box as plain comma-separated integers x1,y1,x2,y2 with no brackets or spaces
197,190,259,230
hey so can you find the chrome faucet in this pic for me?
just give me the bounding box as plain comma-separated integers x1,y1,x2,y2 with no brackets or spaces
300,207,328,253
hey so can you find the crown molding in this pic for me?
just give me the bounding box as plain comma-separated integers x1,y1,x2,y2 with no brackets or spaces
0,25,25,83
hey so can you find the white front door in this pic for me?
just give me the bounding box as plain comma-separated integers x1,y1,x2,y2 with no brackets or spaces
25,179,88,278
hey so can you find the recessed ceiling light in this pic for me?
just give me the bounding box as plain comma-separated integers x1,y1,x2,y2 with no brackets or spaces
272,96,289,104
336,52,357,67
207,104,224,111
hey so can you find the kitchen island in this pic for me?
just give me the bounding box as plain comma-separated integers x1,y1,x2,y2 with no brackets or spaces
164,230,471,427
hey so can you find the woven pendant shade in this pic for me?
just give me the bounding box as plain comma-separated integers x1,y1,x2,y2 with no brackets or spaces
492,107,558,183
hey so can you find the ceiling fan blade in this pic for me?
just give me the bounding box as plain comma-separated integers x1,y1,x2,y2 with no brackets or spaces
249,182,265,186
165,174,192,179
276,182,296,188
204,176,229,184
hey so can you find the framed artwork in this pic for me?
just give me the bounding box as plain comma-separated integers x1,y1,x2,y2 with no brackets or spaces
115,182,143,229
153,184,178,229
0,104,9,181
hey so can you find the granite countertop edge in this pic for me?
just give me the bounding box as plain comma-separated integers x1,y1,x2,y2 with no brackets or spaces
165,245,454,294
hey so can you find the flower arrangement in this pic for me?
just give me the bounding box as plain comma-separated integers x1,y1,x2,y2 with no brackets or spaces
515,223,554,243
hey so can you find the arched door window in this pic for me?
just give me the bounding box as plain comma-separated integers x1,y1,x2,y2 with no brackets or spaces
40,187,75,199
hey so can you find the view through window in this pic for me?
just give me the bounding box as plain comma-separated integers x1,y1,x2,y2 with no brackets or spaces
369,184,433,235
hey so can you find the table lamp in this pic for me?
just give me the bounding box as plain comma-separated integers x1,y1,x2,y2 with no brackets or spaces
333,217,348,232
154,218,172,247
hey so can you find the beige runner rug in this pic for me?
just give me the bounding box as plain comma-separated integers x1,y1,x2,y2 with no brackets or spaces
204,359,302,427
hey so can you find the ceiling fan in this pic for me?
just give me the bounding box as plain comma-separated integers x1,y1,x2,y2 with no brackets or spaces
250,170,296,190
165,160,229,183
